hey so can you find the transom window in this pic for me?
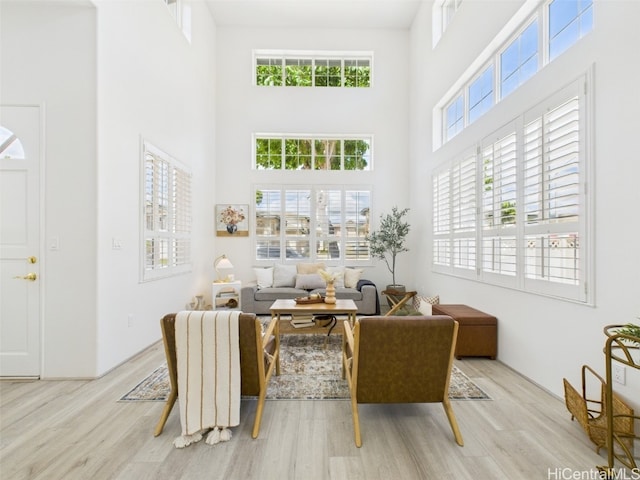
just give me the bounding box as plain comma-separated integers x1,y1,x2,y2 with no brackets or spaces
254,135,372,171
436,0,593,147
549,0,593,60
254,51,372,88
254,186,371,263
469,64,494,124
141,141,192,281
0,126,26,159
433,76,590,303
500,20,538,99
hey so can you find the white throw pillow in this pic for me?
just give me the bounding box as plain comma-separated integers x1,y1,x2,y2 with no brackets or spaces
325,266,345,288
294,273,326,290
296,262,326,274
273,264,297,288
416,298,433,315
254,267,274,289
344,268,364,289
412,294,440,311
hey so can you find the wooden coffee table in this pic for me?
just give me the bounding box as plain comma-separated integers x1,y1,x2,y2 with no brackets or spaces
269,299,358,335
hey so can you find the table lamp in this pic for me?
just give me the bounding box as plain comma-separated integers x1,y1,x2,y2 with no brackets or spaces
214,254,234,282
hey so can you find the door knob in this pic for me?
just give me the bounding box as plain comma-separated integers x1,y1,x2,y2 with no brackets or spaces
13,273,37,281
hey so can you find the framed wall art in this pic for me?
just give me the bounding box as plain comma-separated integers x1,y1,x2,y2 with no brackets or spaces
216,204,249,237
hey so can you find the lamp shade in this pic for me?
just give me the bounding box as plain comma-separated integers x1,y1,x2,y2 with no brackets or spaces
214,254,234,281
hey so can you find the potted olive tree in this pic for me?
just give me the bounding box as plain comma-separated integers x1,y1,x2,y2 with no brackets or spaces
366,206,410,289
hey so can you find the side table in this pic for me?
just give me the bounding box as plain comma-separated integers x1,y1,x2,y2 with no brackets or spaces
382,288,417,316
212,280,241,310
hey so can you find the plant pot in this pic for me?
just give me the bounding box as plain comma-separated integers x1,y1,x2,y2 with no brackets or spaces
385,284,405,293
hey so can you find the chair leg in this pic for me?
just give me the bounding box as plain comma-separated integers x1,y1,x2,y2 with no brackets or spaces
442,399,464,446
350,396,362,447
154,389,177,437
252,390,268,439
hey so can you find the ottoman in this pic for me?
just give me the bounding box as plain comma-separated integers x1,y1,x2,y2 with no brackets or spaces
431,304,497,359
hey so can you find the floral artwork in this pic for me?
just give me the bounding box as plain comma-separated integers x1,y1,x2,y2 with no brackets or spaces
216,204,249,237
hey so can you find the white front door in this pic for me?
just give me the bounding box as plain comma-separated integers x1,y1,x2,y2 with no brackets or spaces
0,105,41,377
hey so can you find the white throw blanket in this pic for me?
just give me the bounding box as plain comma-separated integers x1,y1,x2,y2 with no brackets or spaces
173,310,241,448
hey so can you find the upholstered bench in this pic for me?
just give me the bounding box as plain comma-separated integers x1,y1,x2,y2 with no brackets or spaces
431,304,497,359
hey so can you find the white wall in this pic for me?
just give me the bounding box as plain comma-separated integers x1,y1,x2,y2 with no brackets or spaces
214,27,411,289
94,0,217,374
1,1,99,377
410,0,640,407
2,0,218,377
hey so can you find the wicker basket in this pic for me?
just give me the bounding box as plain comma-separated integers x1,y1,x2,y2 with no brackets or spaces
563,365,635,454
295,296,325,304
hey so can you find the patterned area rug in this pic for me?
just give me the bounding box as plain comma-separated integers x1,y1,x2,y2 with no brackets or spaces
120,334,491,401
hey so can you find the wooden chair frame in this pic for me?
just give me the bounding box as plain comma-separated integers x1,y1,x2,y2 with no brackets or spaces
154,313,280,439
342,316,463,447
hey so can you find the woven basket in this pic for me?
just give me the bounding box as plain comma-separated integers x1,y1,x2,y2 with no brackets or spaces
563,365,635,453
295,296,325,304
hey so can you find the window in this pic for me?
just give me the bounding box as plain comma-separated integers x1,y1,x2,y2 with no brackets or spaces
0,126,26,159
432,76,590,302
160,0,191,42
142,141,191,281
432,170,451,266
254,51,372,88
433,0,464,47
468,65,494,124
445,95,464,141
256,58,283,86
548,0,593,60
254,135,372,171
523,96,582,290
500,20,538,99
452,153,477,270
481,130,518,278
254,186,371,263
285,58,313,86
436,0,593,146
315,59,342,87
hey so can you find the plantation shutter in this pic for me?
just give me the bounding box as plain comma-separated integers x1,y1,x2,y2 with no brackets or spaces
432,169,451,266
143,142,192,281
523,96,582,293
452,153,476,270
481,130,517,277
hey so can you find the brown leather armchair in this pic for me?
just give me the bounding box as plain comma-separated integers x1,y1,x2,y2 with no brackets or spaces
342,315,463,447
154,312,280,439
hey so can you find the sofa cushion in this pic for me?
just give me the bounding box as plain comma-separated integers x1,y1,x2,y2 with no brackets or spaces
254,267,274,289
344,268,364,288
273,264,297,287
254,287,308,302
296,262,326,274
325,266,345,288
294,273,326,290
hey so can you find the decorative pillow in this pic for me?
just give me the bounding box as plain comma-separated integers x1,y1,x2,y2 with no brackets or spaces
294,273,326,290
415,298,433,315
273,264,297,288
344,268,364,289
325,266,345,288
296,262,326,274
254,267,274,289
412,294,440,312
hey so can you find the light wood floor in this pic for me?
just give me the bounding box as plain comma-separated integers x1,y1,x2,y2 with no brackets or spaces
1,340,609,480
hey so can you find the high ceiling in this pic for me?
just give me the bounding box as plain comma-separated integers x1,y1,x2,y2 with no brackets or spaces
204,0,423,29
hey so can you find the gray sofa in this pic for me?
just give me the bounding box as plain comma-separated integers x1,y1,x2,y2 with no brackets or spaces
241,280,379,315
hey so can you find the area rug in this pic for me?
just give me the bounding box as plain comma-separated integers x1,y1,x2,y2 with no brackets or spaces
120,334,491,401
